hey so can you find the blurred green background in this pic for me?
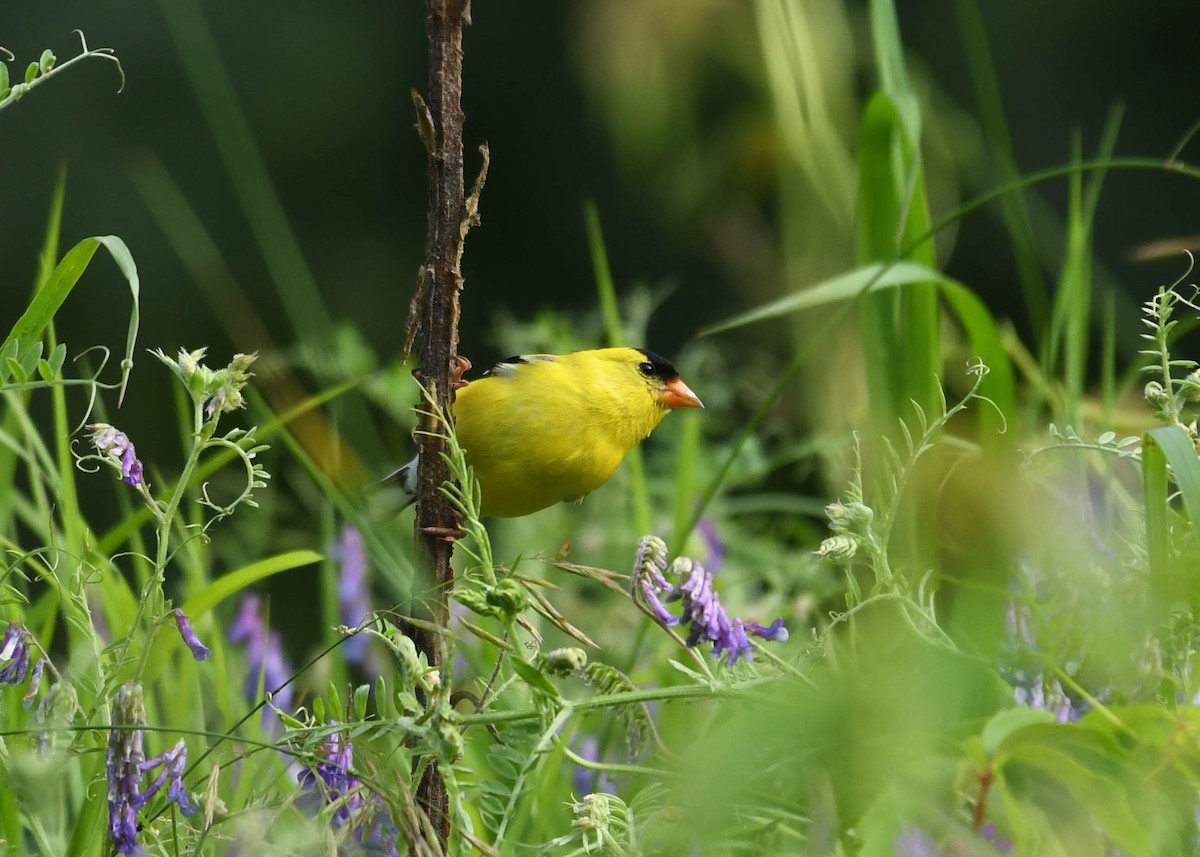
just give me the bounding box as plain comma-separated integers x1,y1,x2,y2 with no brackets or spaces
5,0,1198,373
5,0,1200,584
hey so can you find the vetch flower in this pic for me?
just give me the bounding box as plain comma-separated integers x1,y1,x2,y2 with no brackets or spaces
330,525,370,665
632,536,678,627
744,618,789,643
0,622,31,686
631,536,787,666
298,721,400,856
204,352,257,419
228,594,294,726
88,423,145,487
571,735,616,797
173,609,211,661
106,683,198,855
143,740,197,817
107,684,145,854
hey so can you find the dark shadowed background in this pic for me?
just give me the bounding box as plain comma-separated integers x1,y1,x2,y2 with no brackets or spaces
4,1,1200,568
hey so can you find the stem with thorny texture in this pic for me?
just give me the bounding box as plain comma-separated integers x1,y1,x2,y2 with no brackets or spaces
408,0,484,848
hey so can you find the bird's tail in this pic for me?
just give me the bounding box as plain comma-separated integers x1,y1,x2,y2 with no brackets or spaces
381,455,420,508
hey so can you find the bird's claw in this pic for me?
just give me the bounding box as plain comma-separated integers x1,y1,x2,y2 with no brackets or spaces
412,354,472,391
451,354,472,389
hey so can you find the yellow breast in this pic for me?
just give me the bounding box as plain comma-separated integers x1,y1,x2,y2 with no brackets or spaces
452,351,668,517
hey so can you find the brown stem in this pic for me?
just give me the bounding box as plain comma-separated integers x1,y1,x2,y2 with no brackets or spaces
410,0,478,848
971,764,994,831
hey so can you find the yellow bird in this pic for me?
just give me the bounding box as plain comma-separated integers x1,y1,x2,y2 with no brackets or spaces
393,347,703,517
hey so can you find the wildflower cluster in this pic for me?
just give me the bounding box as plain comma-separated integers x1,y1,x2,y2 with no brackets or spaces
633,535,787,665
297,722,400,856
105,683,197,855
815,500,877,562
153,347,257,421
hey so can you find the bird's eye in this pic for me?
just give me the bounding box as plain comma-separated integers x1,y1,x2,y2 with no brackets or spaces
638,361,655,377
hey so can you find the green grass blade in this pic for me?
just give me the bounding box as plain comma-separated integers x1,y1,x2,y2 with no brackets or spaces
584,201,651,535
1145,426,1200,547
953,0,1050,343
180,549,324,619
3,239,99,352
2,235,141,403
157,0,329,341
1142,430,1170,602
702,260,1015,426
35,165,68,290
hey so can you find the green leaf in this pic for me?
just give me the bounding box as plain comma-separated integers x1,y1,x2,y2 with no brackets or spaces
179,550,322,619
509,658,560,698
46,342,67,376
353,684,369,721
38,49,55,74
24,62,38,84
19,341,42,377
326,683,344,721
981,707,1056,757
5,358,26,385
0,61,9,93
1009,744,1151,856
1146,425,1200,545
375,676,392,717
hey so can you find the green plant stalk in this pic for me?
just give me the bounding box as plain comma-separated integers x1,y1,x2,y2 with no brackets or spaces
0,32,124,114
128,415,213,682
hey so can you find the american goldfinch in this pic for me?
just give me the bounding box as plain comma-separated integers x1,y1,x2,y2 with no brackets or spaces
394,347,703,518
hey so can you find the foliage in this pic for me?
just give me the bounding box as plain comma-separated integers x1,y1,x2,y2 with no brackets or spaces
6,4,1200,857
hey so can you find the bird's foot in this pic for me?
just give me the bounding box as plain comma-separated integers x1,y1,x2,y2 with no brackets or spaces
412,355,472,391
450,354,472,389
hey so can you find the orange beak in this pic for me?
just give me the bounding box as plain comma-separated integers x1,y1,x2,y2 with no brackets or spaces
657,377,704,409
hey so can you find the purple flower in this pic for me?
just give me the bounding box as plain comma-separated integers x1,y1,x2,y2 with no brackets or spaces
173,609,211,661
745,619,789,643
980,821,1014,853
141,740,197,817
630,537,787,666
228,594,294,725
88,423,145,487
106,683,196,855
298,721,399,856
0,623,31,686
331,525,370,664
894,828,941,857
571,735,616,797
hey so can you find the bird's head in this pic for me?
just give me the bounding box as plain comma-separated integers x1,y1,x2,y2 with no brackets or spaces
627,348,704,410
